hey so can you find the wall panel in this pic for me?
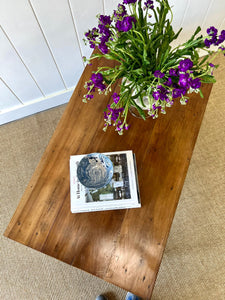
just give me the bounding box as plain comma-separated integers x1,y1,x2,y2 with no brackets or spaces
104,0,121,15
30,0,84,89
201,0,225,32
69,0,104,58
0,79,21,111
171,0,213,46
0,27,43,103
169,0,189,32
0,0,65,96
0,88,73,125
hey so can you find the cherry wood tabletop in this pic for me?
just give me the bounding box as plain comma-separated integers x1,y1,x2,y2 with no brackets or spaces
4,55,212,299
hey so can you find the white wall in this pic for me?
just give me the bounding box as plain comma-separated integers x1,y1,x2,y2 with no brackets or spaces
0,0,224,125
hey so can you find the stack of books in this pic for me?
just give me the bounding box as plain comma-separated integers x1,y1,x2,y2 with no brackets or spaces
70,150,141,213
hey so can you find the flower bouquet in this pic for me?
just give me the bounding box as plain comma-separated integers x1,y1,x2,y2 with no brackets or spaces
83,0,225,135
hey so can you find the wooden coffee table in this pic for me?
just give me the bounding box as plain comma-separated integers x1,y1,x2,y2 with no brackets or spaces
4,55,212,299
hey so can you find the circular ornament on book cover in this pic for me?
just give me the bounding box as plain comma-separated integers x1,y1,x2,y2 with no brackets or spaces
77,153,113,189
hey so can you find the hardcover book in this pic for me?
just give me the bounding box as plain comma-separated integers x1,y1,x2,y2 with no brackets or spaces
70,150,141,213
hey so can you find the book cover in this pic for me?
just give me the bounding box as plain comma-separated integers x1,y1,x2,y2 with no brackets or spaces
70,150,141,213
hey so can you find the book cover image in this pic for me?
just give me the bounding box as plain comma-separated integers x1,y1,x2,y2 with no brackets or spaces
70,150,141,213
83,153,131,203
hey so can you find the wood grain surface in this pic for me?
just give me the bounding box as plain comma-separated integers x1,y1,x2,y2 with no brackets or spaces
4,54,212,299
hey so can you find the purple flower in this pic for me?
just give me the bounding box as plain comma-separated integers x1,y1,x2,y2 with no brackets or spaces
178,59,193,72
207,26,218,36
205,28,225,47
115,20,123,32
91,73,103,84
209,63,215,74
114,4,127,20
220,29,225,37
144,0,154,9
89,41,95,49
152,103,161,110
211,35,218,45
116,16,136,32
153,85,169,101
204,38,212,48
115,121,130,132
98,83,106,91
172,88,182,98
209,35,218,46
152,91,160,100
98,24,111,37
85,28,98,40
112,93,120,104
98,42,108,54
116,121,123,131
220,30,225,39
85,27,99,49
91,73,106,90
169,68,178,77
98,24,112,47
99,15,111,26
190,78,201,89
217,30,225,44
154,70,165,78
178,73,190,88
164,77,172,87
100,34,109,44
85,27,99,48
123,0,137,4
86,94,94,100
157,85,170,101
87,81,94,92
86,72,106,100
105,105,124,122
219,46,225,56
180,87,187,95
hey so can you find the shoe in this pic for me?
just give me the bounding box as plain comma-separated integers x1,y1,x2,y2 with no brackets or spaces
125,292,142,300
95,295,108,300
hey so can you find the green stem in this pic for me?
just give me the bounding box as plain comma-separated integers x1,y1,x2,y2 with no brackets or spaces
133,30,146,44
106,70,123,90
207,47,223,64
121,102,129,127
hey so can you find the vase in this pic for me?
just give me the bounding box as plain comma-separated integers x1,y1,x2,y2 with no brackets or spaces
129,92,152,119
122,77,152,119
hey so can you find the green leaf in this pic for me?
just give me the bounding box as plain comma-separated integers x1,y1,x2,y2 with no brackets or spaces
172,27,182,41
132,68,145,76
160,47,171,66
138,0,144,27
199,89,204,98
190,26,202,41
130,99,146,120
200,75,216,83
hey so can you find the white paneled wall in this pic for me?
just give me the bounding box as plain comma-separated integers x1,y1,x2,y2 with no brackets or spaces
30,0,84,88
69,0,104,58
0,0,224,125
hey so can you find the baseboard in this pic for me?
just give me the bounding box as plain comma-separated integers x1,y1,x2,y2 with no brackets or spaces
0,88,74,125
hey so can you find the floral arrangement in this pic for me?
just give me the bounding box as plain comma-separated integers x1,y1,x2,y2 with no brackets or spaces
83,0,225,134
